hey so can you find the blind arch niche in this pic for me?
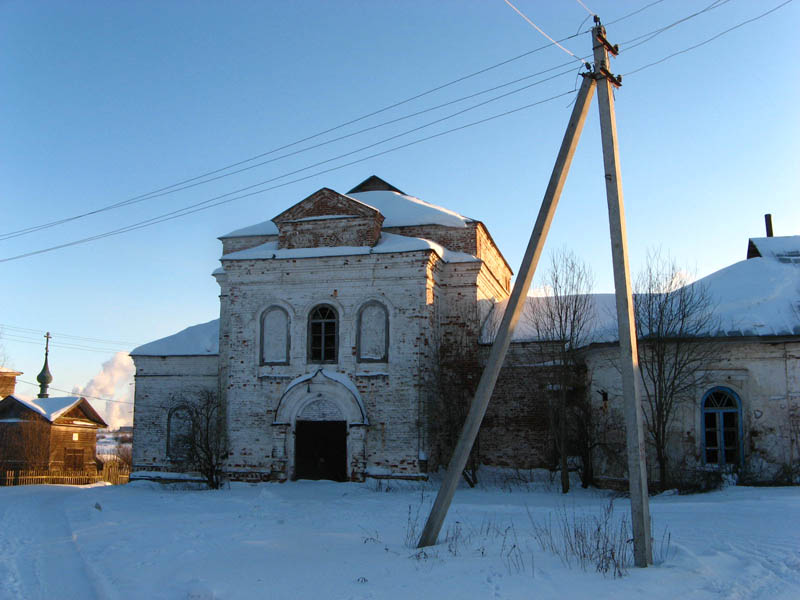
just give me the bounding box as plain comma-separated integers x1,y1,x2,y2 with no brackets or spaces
260,306,290,365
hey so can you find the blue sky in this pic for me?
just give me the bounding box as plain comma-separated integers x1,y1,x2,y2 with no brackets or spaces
2,1,798,425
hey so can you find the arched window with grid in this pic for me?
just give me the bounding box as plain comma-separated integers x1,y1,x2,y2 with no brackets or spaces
702,387,743,467
308,305,338,363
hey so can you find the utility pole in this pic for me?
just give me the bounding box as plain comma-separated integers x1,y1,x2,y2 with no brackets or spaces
418,19,653,568
418,74,597,548
592,19,652,567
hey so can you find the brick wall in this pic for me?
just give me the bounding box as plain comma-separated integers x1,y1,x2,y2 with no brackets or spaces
278,216,382,249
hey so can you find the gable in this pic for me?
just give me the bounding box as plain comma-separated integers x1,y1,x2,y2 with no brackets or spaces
272,188,382,223
54,401,107,428
272,188,385,250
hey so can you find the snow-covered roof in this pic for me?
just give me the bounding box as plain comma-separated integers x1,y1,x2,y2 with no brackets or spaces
218,185,473,239
221,232,479,264
8,395,105,425
481,256,800,344
348,190,472,229
0,366,22,376
131,319,220,356
748,235,800,263
219,219,279,239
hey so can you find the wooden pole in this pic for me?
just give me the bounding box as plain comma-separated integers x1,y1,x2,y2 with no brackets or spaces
592,22,653,567
418,74,597,548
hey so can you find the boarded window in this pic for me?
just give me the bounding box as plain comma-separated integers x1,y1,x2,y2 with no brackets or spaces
357,302,388,362
308,305,338,363
167,407,192,461
260,306,290,364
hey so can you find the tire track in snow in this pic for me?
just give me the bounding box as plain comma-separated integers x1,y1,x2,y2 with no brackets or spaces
0,487,106,600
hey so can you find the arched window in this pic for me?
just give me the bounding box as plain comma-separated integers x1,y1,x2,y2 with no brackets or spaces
167,406,192,461
357,301,388,362
260,306,290,365
308,305,338,363
702,387,742,467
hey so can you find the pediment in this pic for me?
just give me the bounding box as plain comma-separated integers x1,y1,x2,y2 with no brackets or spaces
272,188,382,223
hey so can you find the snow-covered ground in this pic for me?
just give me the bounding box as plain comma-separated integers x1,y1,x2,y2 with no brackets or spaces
1,474,798,599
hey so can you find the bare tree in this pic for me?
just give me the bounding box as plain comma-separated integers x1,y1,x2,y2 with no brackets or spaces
634,250,719,491
173,387,227,489
528,248,595,493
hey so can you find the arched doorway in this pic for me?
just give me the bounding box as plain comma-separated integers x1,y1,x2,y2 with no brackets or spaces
273,369,368,481
294,398,347,481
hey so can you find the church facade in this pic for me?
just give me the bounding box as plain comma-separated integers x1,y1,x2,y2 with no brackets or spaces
131,176,512,481
131,176,800,486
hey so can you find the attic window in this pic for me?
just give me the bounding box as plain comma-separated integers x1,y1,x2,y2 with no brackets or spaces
72,433,79,441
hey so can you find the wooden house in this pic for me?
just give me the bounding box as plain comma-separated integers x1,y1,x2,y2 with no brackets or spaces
0,395,107,472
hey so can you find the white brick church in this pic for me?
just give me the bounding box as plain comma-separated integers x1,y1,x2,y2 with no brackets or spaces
131,175,800,485
131,176,512,481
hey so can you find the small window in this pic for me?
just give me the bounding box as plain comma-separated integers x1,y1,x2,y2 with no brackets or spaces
260,306,290,365
702,387,742,467
72,433,79,441
357,301,388,362
308,305,338,363
167,406,192,461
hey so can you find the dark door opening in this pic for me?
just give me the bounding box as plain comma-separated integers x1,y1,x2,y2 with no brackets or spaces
294,420,347,481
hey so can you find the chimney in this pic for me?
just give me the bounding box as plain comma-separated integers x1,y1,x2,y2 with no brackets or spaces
764,214,774,237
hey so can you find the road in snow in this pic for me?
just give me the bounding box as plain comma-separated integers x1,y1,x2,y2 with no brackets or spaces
0,475,798,599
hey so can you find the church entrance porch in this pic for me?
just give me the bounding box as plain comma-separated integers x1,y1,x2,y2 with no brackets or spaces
294,420,347,481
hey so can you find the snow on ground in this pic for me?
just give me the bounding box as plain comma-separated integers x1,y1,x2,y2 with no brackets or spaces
1,474,799,600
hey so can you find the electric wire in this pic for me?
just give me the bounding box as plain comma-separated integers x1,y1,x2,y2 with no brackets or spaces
2,0,787,263
2,334,129,355
0,82,581,263
575,0,595,17
0,324,140,347
16,379,134,405
623,0,794,77
1,88,579,263
502,0,590,67
620,0,733,52
0,47,585,242
0,0,670,241
0,59,579,243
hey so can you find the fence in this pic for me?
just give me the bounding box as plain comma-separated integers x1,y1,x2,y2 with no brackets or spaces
1,463,130,487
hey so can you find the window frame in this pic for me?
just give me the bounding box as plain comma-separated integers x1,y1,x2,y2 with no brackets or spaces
259,305,291,366
307,304,339,364
701,386,744,468
356,301,389,363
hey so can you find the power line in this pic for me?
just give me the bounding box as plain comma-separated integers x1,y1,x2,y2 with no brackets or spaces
0,48,584,243
0,60,579,244
575,0,595,17
3,1,781,263
502,0,590,67
624,0,794,77
1,83,581,263
2,88,579,263
620,0,733,52
605,0,668,26
0,323,140,347
0,0,669,242
2,334,130,355
16,379,135,405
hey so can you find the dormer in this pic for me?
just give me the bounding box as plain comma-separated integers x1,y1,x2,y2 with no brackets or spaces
272,187,384,249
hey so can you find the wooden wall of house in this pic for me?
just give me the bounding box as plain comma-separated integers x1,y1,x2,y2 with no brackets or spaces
48,424,99,472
